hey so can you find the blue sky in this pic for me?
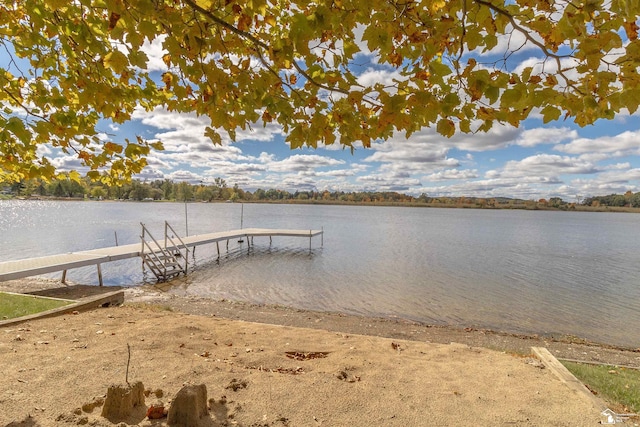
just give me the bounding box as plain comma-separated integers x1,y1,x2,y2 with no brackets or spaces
119,110,640,202
7,20,640,201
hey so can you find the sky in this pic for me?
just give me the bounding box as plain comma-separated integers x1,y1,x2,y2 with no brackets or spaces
7,18,640,202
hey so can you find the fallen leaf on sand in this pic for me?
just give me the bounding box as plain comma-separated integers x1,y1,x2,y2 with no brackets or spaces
146,405,166,419
285,351,330,361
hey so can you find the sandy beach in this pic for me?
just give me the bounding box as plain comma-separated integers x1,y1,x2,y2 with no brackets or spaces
1,278,638,426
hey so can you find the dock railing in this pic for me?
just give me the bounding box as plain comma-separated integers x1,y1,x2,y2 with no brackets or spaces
164,221,190,275
140,222,187,281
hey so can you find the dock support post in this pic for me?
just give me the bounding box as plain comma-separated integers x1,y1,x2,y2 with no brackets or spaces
309,230,312,252
321,227,324,247
61,270,67,284
97,264,103,287
226,239,229,252
269,236,272,246
216,241,220,260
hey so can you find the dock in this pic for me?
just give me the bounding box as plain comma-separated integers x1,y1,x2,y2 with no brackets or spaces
0,227,323,285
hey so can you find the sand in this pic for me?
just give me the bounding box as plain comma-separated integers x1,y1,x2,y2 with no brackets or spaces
1,305,606,426
0,280,615,426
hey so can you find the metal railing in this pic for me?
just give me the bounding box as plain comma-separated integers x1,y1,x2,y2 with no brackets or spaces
164,221,189,275
140,222,188,281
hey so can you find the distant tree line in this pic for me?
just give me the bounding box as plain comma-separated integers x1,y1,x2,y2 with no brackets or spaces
4,178,640,210
3,177,420,203
582,191,640,208
3,179,542,208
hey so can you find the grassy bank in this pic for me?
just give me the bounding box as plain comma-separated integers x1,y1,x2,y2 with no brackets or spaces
562,361,640,413
0,292,73,320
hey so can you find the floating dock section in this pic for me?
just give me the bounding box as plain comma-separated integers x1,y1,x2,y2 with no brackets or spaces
0,227,323,285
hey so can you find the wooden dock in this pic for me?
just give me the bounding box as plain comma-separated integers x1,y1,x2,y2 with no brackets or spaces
0,227,323,285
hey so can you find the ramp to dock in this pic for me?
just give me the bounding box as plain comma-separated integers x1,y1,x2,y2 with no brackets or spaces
0,228,323,284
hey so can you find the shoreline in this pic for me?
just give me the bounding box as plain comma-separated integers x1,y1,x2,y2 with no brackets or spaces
6,195,640,213
2,278,639,369
125,287,640,369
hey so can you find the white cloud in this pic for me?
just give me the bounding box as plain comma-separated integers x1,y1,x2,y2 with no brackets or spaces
267,154,345,172
424,169,479,182
487,154,599,179
166,169,203,183
449,124,520,151
516,127,577,147
555,130,640,155
357,67,403,87
356,173,421,192
135,167,166,181
472,24,538,57
141,36,169,72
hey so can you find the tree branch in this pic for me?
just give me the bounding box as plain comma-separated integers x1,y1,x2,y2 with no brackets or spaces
1,87,49,122
474,0,564,59
183,0,351,97
474,0,584,95
182,0,268,50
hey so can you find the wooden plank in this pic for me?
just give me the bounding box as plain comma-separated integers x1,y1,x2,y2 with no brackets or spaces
0,253,108,281
531,346,606,410
0,290,124,327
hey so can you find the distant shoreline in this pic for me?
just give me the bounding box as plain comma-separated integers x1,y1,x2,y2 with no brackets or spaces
4,195,640,213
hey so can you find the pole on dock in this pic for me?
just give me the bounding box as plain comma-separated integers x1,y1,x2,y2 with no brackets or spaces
185,202,189,236
240,203,244,229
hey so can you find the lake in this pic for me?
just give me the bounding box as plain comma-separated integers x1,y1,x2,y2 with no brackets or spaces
1,199,639,348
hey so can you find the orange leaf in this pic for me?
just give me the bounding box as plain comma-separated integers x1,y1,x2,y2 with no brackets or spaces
108,12,120,31
624,21,639,40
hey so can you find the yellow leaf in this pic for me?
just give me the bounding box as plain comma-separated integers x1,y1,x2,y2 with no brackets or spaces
104,142,123,154
162,72,173,89
103,50,128,74
436,118,455,137
68,170,81,182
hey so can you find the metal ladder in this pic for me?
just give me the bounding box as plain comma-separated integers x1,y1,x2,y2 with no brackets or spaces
140,221,189,282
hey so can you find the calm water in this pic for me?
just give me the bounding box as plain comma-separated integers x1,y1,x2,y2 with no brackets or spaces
1,200,639,348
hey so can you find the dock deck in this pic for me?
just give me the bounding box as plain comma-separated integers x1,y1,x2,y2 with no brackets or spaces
0,228,323,283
